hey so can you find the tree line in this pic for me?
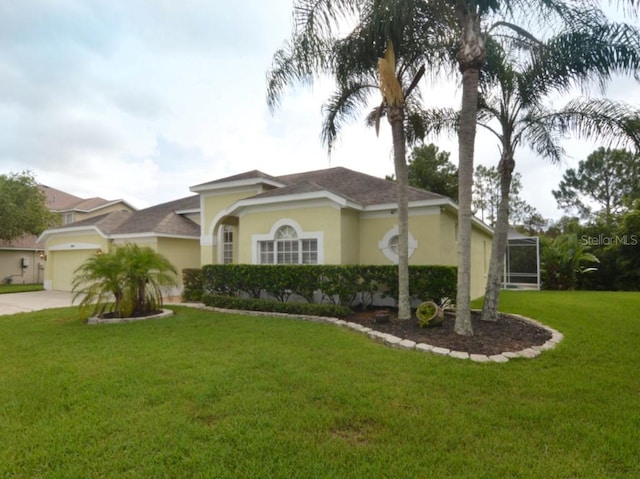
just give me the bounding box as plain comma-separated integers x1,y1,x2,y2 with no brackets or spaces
395,142,640,292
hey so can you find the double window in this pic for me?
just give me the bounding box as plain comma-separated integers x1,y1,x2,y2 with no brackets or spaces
258,225,318,264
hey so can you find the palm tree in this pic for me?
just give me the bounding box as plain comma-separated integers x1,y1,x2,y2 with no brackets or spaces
267,0,453,320
477,22,640,321
73,243,178,318
267,0,639,333
445,0,631,335
72,251,125,318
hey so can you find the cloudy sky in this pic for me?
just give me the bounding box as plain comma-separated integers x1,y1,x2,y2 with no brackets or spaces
0,1,638,221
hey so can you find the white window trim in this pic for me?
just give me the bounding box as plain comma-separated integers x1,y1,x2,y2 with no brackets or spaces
378,226,418,264
251,219,324,264
220,224,234,264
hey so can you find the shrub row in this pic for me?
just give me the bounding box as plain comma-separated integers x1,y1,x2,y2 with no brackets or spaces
202,294,351,318
182,268,204,301
184,264,456,307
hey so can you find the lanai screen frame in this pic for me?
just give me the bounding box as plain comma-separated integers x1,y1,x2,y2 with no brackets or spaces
502,232,540,290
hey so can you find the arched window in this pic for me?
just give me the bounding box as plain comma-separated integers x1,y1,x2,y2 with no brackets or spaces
257,223,319,264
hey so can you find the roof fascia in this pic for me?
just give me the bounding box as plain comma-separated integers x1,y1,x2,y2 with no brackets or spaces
226,191,361,216
362,197,452,212
190,177,285,193
56,199,137,214
109,233,199,241
37,225,108,243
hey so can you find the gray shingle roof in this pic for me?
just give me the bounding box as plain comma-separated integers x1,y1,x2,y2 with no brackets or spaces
40,185,84,210
274,167,445,206
111,196,200,236
46,196,200,238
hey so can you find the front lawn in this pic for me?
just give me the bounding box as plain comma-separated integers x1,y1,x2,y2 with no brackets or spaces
1,291,639,478
0,283,44,294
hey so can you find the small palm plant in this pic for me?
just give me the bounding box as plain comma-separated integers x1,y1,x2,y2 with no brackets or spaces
541,234,599,290
72,243,178,318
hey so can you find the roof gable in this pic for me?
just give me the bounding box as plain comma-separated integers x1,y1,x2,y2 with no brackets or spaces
190,170,283,192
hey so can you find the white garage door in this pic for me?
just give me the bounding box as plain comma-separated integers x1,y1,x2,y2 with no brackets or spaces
51,250,93,292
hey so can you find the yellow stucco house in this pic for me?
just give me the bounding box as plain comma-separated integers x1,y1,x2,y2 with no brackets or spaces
38,167,493,299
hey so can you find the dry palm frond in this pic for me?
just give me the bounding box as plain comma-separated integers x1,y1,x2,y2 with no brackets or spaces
378,40,404,107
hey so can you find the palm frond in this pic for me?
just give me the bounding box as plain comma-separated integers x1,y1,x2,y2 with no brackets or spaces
293,0,359,39
520,21,640,105
404,106,459,145
321,81,376,152
266,36,335,111
364,103,386,137
518,107,566,163
548,98,640,151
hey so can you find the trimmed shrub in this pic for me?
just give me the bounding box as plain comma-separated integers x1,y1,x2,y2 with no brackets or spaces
202,293,351,318
199,264,457,308
182,268,204,301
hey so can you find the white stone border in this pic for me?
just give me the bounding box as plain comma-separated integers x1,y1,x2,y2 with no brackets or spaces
87,309,175,324
180,304,563,362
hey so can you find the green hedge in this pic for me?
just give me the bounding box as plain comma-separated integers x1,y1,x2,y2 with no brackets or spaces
182,268,204,301
187,264,456,308
202,294,351,318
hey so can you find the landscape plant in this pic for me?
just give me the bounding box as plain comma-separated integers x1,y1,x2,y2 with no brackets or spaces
72,243,178,318
541,234,599,290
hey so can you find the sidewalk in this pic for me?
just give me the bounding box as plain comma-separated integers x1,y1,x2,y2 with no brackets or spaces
0,290,77,316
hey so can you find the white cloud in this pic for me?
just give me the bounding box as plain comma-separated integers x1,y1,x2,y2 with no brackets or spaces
0,0,637,224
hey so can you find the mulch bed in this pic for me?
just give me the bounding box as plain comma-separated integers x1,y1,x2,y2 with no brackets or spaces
346,308,552,356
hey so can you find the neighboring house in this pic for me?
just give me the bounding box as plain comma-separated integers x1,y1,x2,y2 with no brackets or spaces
38,196,200,294
0,235,47,285
0,185,135,285
38,167,493,299
42,185,137,225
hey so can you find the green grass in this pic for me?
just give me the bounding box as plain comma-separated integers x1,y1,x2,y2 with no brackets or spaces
0,283,44,294
1,291,639,478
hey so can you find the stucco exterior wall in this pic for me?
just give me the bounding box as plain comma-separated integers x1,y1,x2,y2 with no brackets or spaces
406,209,447,265
237,203,341,264
470,224,493,300
358,213,398,264
200,188,260,265
156,237,200,286
0,250,45,284
340,209,360,264
358,209,444,265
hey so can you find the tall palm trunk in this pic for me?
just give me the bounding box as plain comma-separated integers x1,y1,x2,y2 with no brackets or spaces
389,105,411,320
454,2,485,336
481,151,515,322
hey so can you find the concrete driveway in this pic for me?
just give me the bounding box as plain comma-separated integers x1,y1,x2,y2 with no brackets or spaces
0,290,78,316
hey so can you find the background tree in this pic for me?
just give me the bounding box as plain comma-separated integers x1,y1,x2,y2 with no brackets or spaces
0,171,59,242
615,201,640,290
553,148,640,223
387,143,458,199
472,165,540,228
